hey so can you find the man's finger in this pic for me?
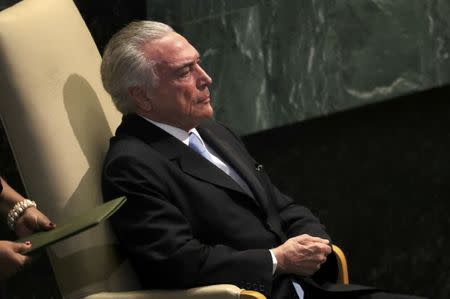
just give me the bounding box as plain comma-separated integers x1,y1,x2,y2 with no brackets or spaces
311,237,330,244
295,234,330,244
307,242,332,255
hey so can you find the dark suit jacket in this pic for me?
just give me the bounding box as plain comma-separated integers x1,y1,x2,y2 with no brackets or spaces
102,114,373,299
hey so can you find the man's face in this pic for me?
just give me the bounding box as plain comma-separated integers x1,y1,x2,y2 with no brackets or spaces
140,32,213,131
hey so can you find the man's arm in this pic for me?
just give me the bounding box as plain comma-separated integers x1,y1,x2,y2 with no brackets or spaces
217,122,333,278
270,185,333,277
216,121,330,239
272,185,330,240
103,153,274,295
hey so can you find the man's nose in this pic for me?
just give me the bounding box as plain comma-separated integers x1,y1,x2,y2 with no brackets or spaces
196,65,212,88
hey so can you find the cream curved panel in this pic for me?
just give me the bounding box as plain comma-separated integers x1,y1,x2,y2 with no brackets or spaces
0,0,131,298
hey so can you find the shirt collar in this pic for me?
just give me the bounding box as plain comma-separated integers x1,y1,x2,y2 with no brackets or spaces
138,114,202,146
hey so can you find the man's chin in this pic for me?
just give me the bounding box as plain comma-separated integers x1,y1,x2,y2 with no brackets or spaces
200,112,214,121
192,102,214,121
201,105,214,118
207,108,214,119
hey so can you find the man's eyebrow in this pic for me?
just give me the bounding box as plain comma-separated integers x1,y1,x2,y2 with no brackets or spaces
176,61,195,70
173,56,201,70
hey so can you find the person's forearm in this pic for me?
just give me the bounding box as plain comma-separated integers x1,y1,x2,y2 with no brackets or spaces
0,177,27,216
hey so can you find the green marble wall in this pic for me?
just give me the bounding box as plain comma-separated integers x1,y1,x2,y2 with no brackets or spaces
146,0,450,134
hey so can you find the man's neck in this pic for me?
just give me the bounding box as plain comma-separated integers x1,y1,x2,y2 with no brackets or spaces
138,114,196,145
136,113,194,132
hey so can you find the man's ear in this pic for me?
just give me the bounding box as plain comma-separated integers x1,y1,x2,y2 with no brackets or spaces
128,86,152,112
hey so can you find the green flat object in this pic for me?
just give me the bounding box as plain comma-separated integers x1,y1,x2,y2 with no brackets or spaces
18,196,126,254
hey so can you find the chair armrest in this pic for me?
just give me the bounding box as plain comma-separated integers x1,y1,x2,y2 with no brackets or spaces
83,246,347,299
82,284,266,299
332,244,349,284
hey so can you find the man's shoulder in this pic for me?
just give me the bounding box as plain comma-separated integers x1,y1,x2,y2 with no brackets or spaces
105,135,157,164
198,119,228,129
106,114,167,159
198,119,240,139
109,133,149,151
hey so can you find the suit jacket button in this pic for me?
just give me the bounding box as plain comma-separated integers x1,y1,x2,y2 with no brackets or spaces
256,164,263,171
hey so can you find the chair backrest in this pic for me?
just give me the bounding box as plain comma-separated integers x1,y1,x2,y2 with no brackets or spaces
0,0,140,297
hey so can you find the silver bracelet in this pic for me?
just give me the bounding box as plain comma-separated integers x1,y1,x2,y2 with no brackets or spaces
7,199,37,231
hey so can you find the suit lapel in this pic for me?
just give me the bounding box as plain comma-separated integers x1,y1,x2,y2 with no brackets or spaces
117,114,248,195
198,123,271,209
198,121,287,241
177,152,247,195
117,115,286,241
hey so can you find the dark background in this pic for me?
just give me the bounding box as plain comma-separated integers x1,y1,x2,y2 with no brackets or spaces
244,85,450,299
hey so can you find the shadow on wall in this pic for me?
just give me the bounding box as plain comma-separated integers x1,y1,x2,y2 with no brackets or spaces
59,74,134,295
63,73,112,216
243,84,450,299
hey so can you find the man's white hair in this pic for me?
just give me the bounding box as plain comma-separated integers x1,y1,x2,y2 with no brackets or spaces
101,21,174,114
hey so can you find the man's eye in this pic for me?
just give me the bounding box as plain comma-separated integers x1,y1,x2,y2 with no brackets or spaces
179,68,191,77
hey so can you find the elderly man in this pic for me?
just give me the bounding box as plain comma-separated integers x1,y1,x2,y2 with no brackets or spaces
101,21,424,299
